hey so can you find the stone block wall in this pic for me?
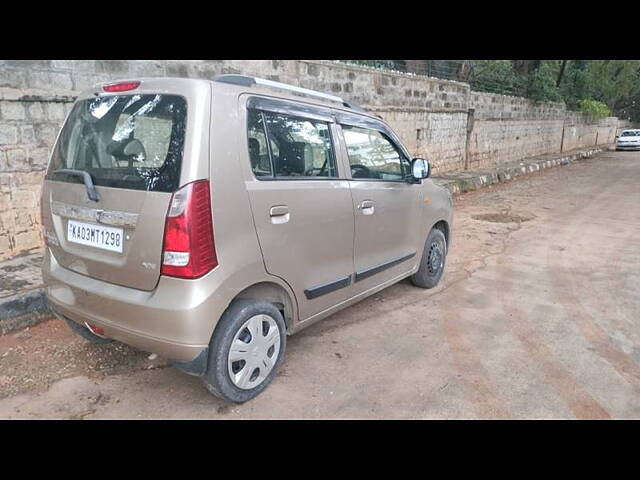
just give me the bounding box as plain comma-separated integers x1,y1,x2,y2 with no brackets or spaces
0,89,74,259
467,118,565,169
0,59,625,261
368,108,468,172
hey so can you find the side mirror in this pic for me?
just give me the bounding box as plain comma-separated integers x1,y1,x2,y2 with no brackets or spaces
411,157,430,181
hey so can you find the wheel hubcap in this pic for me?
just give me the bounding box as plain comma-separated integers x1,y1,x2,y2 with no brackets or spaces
427,240,444,275
228,314,281,390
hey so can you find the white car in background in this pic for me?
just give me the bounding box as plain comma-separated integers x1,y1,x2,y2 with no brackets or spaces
616,129,640,150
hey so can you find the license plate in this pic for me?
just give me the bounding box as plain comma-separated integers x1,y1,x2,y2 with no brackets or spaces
67,220,124,253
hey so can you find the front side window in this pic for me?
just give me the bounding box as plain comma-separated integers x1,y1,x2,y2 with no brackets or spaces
247,109,337,178
342,125,410,181
46,94,187,192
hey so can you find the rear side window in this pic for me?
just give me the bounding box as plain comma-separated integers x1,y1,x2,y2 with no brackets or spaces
247,110,273,177
247,109,336,178
342,125,410,181
46,94,187,192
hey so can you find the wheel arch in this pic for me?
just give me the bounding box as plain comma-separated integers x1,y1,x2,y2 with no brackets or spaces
232,281,296,333
431,219,450,246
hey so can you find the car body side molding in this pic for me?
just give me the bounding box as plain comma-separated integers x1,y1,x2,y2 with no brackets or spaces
304,276,352,300
355,253,416,283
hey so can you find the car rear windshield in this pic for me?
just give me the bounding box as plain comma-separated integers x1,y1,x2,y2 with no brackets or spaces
46,94,187,192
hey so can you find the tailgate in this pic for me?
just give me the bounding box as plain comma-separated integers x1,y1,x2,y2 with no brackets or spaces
41,90,191,291
42,181,170,291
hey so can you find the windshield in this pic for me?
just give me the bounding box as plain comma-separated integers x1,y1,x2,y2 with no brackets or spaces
46,94,187,192
620,131,640,137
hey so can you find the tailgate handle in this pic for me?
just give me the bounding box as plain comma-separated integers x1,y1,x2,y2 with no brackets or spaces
50,201,138,228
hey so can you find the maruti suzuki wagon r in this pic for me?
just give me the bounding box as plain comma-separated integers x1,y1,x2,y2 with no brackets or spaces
41,74,453,402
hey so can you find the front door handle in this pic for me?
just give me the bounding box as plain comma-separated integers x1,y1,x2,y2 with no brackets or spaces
358,200,375,215
270,205,290,224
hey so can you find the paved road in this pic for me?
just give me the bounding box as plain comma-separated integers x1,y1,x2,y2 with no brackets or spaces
1,150,639,419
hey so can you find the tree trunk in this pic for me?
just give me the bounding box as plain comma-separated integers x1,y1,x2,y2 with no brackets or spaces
512,60,541,75
556,60,567,87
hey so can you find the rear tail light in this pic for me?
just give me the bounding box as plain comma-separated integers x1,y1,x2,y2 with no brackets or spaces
161,180,218,279
103,81,140,92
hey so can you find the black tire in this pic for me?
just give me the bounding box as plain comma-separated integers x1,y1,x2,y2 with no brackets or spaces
411,227,447,289
64,318,113,344
202,300,287,403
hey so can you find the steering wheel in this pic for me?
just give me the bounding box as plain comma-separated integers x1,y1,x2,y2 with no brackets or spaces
350,164,372,179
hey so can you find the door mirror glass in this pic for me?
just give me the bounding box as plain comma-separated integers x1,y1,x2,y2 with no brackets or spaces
411,157,430,180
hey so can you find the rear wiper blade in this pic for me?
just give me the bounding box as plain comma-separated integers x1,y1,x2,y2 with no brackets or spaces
52,169,100,202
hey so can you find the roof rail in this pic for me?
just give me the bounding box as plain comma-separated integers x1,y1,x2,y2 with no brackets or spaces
213,74,366,112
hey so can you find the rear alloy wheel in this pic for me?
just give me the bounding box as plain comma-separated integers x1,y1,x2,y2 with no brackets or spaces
227,314,281,390
203,300,286,403
411,227,447,289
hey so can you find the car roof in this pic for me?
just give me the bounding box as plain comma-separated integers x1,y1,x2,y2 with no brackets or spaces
85,76,387,126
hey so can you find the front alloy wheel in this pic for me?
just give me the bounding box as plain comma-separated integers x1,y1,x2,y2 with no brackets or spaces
411,227,447,289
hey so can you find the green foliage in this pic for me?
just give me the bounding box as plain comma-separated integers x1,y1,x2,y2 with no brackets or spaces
469,60,519,95
558,60,589,109
627,92,640,123
471,60,640,114
577,99,612,120
523,61,562,103
469,60,562,102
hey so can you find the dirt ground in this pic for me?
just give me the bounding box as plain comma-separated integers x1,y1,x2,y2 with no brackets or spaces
1,150,639,419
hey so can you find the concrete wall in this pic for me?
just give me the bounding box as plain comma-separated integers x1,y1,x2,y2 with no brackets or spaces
0,59,624,261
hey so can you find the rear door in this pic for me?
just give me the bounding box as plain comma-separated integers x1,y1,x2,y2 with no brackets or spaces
42,89,195,291
242,96,355,321
335,113,424,293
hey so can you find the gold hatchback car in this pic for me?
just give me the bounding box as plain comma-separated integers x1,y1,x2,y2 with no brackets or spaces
41,75,453,402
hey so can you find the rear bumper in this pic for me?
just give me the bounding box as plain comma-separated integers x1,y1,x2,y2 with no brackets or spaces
43,250,211,362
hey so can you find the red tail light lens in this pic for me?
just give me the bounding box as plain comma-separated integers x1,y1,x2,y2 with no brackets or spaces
161,180,218,279
103,81,140,92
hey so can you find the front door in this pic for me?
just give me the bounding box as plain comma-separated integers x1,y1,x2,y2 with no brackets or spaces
339,123,424,294
243,98,355,321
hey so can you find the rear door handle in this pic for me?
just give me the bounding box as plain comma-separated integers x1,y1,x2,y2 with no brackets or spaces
270,205,289,216
358,200,375,215
270,205,290,224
